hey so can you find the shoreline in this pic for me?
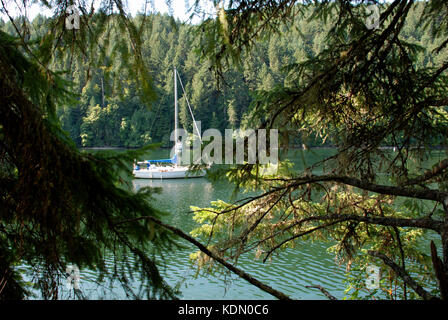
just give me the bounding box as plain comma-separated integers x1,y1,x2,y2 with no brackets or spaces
80,145,448,151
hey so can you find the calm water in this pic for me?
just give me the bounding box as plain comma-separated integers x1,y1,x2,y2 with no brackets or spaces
125,147,445,300
128,148,347,300
131,178,346,300
32,147,445,299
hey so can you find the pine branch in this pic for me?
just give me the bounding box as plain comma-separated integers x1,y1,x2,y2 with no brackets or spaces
261,213,443,263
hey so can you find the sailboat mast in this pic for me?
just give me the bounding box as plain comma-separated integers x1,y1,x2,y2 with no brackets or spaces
174,67,178,145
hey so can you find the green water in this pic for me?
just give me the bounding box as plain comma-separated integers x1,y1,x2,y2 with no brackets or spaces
70,147,446,299
127,148,347,300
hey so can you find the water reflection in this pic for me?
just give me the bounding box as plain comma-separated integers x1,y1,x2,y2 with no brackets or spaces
132,178,215,229
133,178,214,201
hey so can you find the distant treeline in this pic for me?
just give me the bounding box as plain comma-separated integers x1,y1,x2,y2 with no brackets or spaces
1,3,444,148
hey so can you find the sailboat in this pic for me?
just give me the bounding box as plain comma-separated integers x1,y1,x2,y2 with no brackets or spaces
132,67,206,179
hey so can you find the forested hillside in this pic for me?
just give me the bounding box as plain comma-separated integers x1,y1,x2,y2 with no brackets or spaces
1,3,445,148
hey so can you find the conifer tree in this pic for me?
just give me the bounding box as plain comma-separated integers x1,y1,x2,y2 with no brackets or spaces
190,0,448,300
0,0,178,300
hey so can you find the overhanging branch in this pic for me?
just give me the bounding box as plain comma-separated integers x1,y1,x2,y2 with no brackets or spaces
116,215,292,300
284,174,448,203
260,213,442,262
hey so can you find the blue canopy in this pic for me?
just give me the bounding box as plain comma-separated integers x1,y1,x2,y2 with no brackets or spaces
145,154,177,164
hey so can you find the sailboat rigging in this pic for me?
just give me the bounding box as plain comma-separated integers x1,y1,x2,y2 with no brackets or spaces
132,67,206,179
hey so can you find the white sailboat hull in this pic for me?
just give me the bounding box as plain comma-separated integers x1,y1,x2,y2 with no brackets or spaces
133,166,206,179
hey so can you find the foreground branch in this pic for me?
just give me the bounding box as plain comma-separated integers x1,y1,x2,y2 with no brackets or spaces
260,213,442,263
305,285,337,300
403,158,448,187
430,241,448,300
287,175,448,203
265,174,448,203
117,216,292,300
368,250,439,300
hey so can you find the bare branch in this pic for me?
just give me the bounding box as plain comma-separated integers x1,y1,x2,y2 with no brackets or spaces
284,174,448,203
305,285,338,300
115,215,292,300
430,241,448,301
403,158,448,187
263,219,343,263
368,250,439,300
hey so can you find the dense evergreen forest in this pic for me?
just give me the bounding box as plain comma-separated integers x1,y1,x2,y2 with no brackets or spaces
2,0,448,302
2,3,445,148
